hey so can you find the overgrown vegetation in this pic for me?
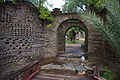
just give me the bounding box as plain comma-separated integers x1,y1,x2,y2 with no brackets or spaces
81,0,120,56
62,0,83,13
63,0,120,79
47,24,53,28
30,0,54,21
82,0,101,8
62,0,102,13
38,6,54,21
102,67,114,80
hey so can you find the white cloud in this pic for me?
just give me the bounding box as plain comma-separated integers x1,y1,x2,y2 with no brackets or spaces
46,0,65,11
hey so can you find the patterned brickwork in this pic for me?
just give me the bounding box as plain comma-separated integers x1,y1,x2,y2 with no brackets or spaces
0,2,44,77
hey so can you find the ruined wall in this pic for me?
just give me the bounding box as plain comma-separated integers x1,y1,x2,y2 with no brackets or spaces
0,3,116,78
51,8,106,63
42,22,57,58
0,2,57,77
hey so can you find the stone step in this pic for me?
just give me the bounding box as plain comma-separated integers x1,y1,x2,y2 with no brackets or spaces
33,75,64,80
40,73,80,78
32,73,80,80
32,73,95,80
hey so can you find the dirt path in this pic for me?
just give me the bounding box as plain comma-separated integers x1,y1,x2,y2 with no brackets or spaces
65,43,85,55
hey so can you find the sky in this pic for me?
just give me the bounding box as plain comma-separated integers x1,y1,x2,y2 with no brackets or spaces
45,0,65,11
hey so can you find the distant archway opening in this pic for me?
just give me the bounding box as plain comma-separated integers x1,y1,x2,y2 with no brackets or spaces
65,26,85,54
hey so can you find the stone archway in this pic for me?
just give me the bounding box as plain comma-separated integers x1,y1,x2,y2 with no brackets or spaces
51,9,90,54
57,21,88,52
52,8,105,62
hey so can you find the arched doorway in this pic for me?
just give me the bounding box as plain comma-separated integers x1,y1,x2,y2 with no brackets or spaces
65,26,85,54
57,19,88,55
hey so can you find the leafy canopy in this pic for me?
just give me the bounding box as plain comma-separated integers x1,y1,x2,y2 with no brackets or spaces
62,0,83,13
82,0,101,8
62,0,102,13
81,0,120,56
66,27,84,43
30,0,54,21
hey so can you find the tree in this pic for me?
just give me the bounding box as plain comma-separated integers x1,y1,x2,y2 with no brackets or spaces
62,0,102,13
62,0,83,13
66,27,84,43
26,0,53,21
81,0,120,56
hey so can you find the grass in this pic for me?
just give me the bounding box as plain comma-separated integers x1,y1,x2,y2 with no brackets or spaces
65,40,85,44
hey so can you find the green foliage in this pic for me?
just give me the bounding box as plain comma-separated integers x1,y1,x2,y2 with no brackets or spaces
39,7,54,21
82,0,101,8
81,0,120,56
66,27,84,43
62,0,83,13
12,1,16,4
102,67,113,80
66,27,84,35
22,0,54,21
30,0,54,21
47,24,53,28
0,0,4,2
62,0,102,13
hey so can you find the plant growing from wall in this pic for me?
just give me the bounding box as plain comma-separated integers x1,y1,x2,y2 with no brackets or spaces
47,24,53,28
31,0,54,22
27,0,54,22
39,6,54,21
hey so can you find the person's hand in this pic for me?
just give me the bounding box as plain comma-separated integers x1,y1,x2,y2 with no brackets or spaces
94,76,106,80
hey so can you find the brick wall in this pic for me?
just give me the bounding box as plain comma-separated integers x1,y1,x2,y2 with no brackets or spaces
0,1,57,77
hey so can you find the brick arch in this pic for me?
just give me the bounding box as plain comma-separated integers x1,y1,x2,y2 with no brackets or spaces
52,13,87,31
52,9,105,63
57,21,88,52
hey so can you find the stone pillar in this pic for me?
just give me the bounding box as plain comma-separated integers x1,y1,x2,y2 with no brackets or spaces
88,26,105,63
